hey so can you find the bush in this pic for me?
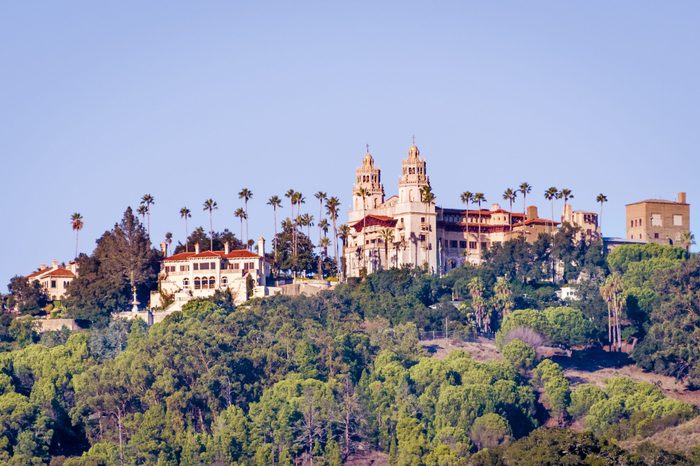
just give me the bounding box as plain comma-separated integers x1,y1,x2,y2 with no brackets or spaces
502,339,537,373
569,384,606,419
469,413,512,450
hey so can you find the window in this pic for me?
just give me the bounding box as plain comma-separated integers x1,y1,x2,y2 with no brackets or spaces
194,277,201,290
180,265,189,272
51,280,56,288
63,281,69,288
210,262,216,269
209,277,215,288
459,241,467,248
183,278,190,289
450,240,458,248
673,214,683,226
221,277,228,288
654,233,659,239
200,262,210,270
469,241,477,249
651,214,662,227
193,263,199,271
233,262,240,270
419,235,425,242
481,242,487,250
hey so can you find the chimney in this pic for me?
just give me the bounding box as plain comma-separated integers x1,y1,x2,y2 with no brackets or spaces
194,242,200,254
257,237,265,256
160,242,168,257
678,192,687,204
526,205,538,220
51,259,58,269
39,263,47,270
224,241,230,255
563,203,573,223
490,203,501,211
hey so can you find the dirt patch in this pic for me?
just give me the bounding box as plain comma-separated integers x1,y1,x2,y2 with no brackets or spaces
344,451,388,466
420,337,502,362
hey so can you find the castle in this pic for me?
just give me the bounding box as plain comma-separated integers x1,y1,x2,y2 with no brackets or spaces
343,143,599,278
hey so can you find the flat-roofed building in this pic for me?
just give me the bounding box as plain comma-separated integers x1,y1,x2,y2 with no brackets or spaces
626,192,690,246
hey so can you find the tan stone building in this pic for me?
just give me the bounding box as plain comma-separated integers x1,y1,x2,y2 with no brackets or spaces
626,192,690,246
152,239,272,312
343,144,577,277
26,260,77,300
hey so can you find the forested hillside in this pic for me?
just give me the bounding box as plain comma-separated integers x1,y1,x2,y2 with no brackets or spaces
1,239,700,465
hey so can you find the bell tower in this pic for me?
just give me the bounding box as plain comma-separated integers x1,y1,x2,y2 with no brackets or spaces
352,146,385,212
398,141,429,203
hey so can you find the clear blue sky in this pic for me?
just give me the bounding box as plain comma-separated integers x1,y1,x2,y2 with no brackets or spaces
2,1,699,287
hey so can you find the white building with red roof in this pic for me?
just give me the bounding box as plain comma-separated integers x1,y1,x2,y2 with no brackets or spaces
26,260,77,300
152,238,271,312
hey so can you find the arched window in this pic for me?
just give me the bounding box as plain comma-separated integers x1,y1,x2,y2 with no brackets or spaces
221,276,228,288
209,276,216,288
183,278,190,289
194,277,201,290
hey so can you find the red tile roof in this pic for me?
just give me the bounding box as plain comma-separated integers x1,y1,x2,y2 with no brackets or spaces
26,268,50,279
513,218,559,227
163,249,261,262
45,268,76,278
352,215,398,232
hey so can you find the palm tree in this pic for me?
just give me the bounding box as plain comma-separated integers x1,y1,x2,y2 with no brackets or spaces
502,188,517,231
71,213,84,258
596,193,608,233
338,223,350,278
357,187,369,268
285,189,296,261
238,188,253,247
379,228,395,269
461,191,473,258
420,185,436,267
267,195,283,264
140,194,155,236
468,276,488,333
234,208,247,243
325,196,341,273
137,205,148,225
300,213,314,239
203,198,218,250
319,219,329,238
544,187,559,232
680,231,695,252
472,193,487,258
314,191,327,246
560,188,574,215
164,232,173,256
180,207,191,251
518,182,532,214
600,273,624,352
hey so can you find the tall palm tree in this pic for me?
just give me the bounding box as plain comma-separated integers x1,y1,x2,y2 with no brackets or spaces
379,228,395,269
560,188,574,214
203,198,218,251
300,213,314,239
267,195,283,264
544,187,559,232
518,182,532,214
502,188,517,231
596,193,608,233
461,191,473,258
285,189,296,261
238,188,253,248
180,207,191,251
140,194,155,236
600,273,624,352
137,205,148,225
325,196,341,272
71,212,84,258
234,208,247,243
338,223,350,278
420,185,436,267
472,193,487,258
318,219,329,238
314,191,327,247
357,187,369,268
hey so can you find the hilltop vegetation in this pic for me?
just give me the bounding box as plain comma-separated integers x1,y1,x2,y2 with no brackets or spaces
1,227,700,464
